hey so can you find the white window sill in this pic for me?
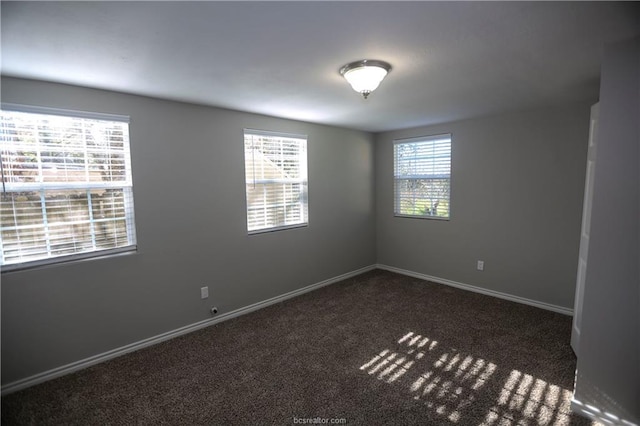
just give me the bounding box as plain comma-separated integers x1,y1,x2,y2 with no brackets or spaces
1,246,137,274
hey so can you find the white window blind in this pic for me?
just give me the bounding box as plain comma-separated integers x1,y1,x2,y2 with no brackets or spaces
244,130,308,233
0,106,137,270
394,134,451,219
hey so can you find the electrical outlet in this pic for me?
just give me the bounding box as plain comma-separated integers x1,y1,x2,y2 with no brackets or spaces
200,286,209,299
477,260,484,271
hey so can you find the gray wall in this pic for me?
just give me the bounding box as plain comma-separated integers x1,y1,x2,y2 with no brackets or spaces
0,77,376,385
375,104,590,309
574,37,640,423
1,76,595,390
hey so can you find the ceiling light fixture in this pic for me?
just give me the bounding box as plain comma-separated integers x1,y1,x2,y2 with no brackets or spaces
339,59,392,99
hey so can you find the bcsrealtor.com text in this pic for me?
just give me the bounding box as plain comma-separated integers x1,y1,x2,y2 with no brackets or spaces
293,417,347,424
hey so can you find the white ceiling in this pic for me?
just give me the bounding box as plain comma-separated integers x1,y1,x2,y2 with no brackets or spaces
1,2,639,132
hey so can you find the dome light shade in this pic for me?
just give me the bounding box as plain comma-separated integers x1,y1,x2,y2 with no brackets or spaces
339,60,392,99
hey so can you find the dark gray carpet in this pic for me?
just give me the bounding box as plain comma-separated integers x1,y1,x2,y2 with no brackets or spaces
2,270,595,425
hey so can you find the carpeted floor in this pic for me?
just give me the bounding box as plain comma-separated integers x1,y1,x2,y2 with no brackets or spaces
2,270,595,425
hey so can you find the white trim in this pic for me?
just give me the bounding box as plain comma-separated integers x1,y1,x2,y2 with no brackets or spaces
248,222,308,235
1,103,130,123
1,246,137,274
243,128,307,140
376,264,573,316
393,133,451,145
0,264,376,396
571,401,638,426
394,214,450,221
572,371,639,426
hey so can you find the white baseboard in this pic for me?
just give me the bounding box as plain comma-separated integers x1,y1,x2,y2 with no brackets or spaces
377,264,573,316
1,264,376,396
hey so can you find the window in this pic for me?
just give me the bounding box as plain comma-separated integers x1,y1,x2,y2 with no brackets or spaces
394,134,451,219
0,105,137,271
244,130,308,233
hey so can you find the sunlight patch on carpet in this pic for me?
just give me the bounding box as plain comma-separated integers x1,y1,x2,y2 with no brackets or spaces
359,331,496,423
359,331,580,425
480,369,574,425
359,332,437,384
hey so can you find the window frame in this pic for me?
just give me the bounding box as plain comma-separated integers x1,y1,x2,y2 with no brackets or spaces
243,129,309,235
393,133,452,221
0,103,138,272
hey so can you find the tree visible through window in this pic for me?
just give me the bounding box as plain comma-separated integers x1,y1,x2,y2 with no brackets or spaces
244,130,308,233
0,106,137,270
394,134,451,219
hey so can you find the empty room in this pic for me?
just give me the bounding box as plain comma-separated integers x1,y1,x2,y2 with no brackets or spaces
1,2,638,425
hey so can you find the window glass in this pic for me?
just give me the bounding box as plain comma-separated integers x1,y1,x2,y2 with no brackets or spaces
244,130,308,233
394,134,451,219
0,106,137,270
